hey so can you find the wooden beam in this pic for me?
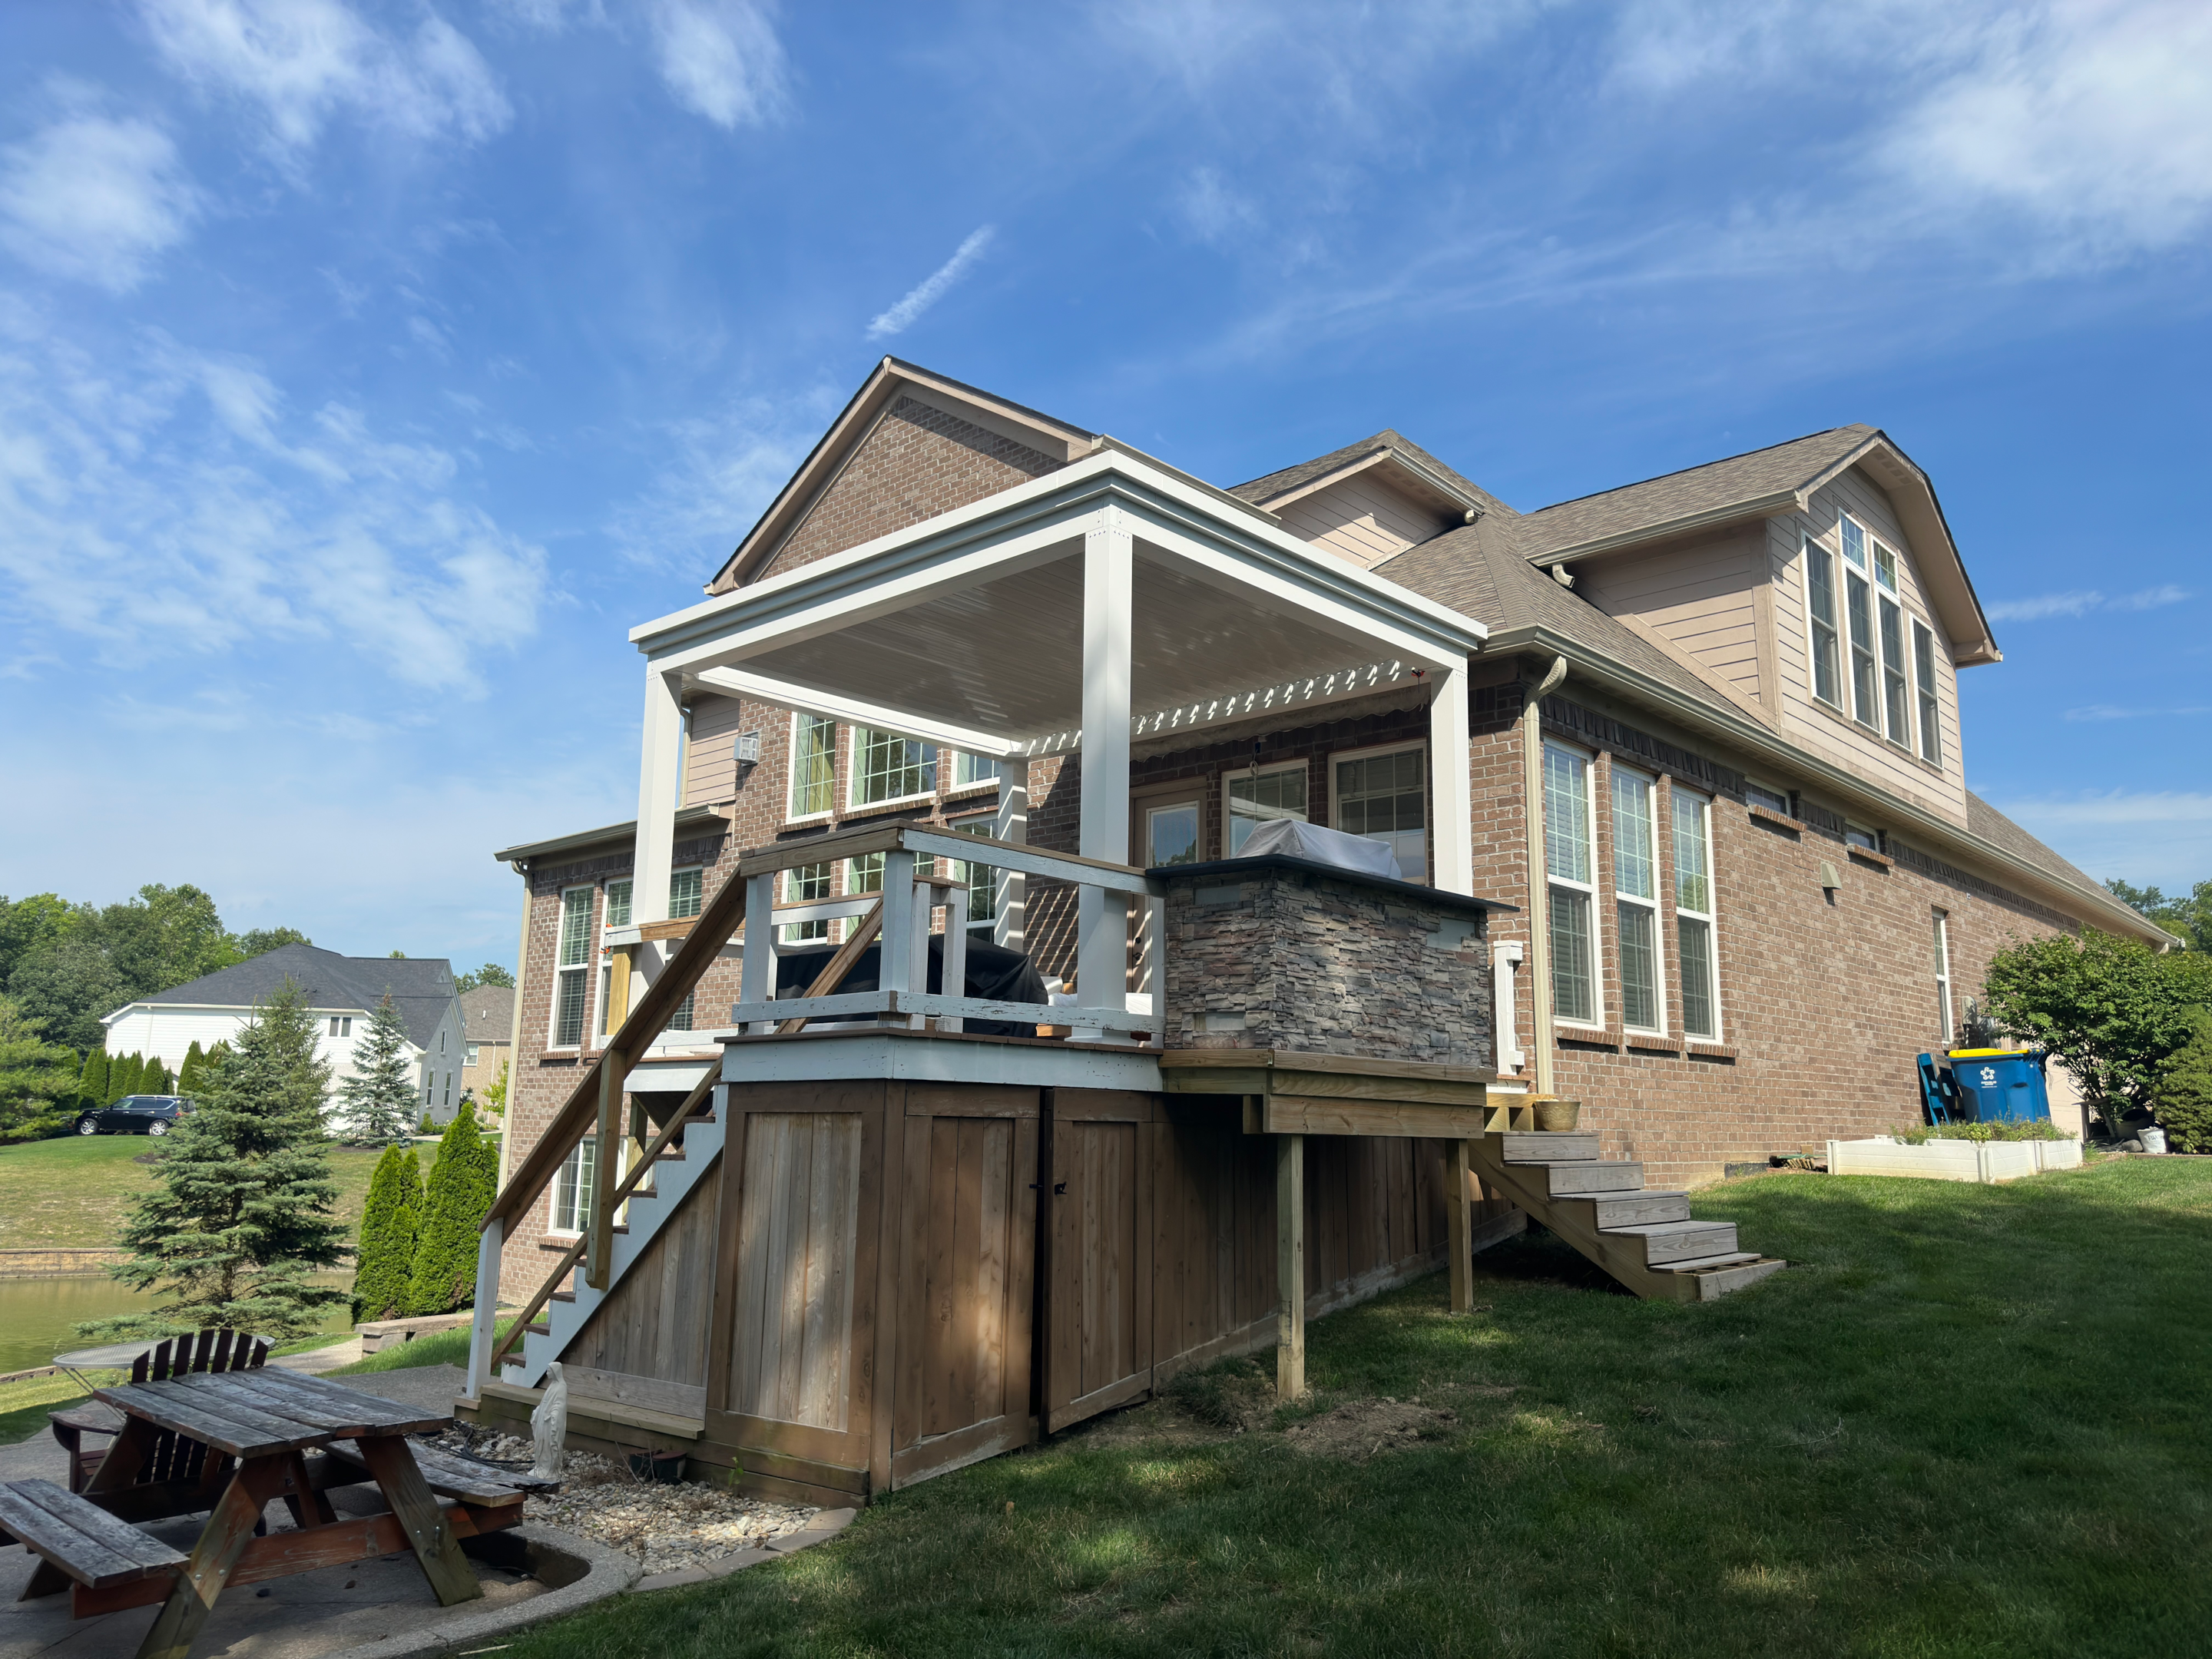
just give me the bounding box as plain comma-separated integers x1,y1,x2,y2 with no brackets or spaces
1276,1133,1305,1401
1260,1096,1496,1138
588,1047,624,1290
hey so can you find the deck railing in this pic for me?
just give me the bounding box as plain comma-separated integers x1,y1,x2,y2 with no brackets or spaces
465,818,1164,1400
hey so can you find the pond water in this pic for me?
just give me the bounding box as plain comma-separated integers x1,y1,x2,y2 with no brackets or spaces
0,1275,353,1375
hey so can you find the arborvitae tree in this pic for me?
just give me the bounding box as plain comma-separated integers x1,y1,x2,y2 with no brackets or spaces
352,1144,423,1322
150,1061,174,1094
338,995,416,1144
78,1045,111,1109
108,1052,139,1102
178,1040,206,1094
2153,1008,2212,1155
83,984,350,1341
408,1103,498,1314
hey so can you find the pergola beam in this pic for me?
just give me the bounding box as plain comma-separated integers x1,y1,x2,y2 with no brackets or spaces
690,665,1022,758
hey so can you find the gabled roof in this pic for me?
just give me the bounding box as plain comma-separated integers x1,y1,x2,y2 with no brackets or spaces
707,357,1097,594
112,944,459,1052
459,984,514,1041
1230,430,1513,525
1515,426,1999,665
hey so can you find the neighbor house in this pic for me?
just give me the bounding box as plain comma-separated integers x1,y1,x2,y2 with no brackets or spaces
465,359,2164,1505
102,944,469,1128
457,983,515,1111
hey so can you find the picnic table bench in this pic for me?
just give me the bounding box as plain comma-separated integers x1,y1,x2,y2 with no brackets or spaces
2,1368,530,1659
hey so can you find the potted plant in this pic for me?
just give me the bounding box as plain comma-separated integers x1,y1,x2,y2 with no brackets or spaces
1531,1097,1581,1132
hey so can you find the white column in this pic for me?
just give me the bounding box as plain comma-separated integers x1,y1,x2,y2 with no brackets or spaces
1492,939,1525,1075
1431,660,1473,896
466,1219,502,1399
634,664,686,927
740,873,776,1032
993,772,1028,952
1076,510,1134,1027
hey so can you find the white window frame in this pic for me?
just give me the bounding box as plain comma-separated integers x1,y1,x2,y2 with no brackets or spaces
603,877,634,929
949,751,1002,793
949,820,998,930
1844,823,1880,852
549,885,594,1050
1223,760,1309,856
780,861,833,945
1544,740,1603,1030
1328,739,1429,885
1802,532,1843,711
465,1043,480,1068
547,1136,597,1237
847,727,936,810
667,865,704,921
1610,764,1665,1035
788,711,836,823
1840,516,1879,730
1671,786,1721,1041
1873,540,1912,750
1932,909,1954,1045
1912,619,1942,766
1744,780,1790,817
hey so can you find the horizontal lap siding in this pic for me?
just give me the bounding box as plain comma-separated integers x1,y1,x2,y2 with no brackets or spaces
1580,533,1763,707
1277,477,1449,571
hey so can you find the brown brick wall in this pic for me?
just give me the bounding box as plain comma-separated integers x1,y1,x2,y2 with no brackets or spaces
757,396,1064,582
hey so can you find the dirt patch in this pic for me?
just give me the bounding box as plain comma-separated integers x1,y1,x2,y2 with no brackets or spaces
1284,1397,1458,1462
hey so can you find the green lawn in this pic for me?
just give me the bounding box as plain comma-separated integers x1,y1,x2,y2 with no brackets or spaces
0,1134,474,1250
495,1158,2211,1659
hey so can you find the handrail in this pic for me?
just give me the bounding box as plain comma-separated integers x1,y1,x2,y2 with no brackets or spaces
777,897,884,1035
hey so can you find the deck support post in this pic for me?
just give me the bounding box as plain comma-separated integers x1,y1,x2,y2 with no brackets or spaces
740,873,776,1031
1446,1138,1475,1313
1276,1132,1306,1400
465,1220,502,1398
587,1048,624,1290
1075,508,1133,1041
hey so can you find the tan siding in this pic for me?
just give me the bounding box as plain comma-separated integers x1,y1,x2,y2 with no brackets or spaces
1276,475,1449,570
684,694,750,807
1768,466,1969,826
1576,531,1764,707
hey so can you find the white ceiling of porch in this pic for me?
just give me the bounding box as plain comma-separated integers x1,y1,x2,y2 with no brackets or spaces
727,542,1408,740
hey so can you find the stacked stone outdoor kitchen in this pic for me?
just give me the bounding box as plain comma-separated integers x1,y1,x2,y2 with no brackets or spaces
1156,853,1500,1067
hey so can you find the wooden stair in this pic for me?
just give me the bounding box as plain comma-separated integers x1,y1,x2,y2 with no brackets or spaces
1471,1131,1784,1302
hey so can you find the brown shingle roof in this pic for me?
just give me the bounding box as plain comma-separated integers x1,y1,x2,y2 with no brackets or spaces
1962,794,2132,922
1515,426,1875,561
1228,431,1517,522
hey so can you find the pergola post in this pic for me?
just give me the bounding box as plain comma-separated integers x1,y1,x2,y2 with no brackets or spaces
1075,509,1133,1035
1430,660,1473,896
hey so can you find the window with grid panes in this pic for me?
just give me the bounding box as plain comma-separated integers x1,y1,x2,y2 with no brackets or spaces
781,862,832,944
1912,621,1942,764
1673,787,1719,1039
1874,542,1912,747
953,820,996,927
668,867,703,919
1933,909,1954,1044
1333,747,1427,882
1804,535,1842,707
550,1137,596,1234
603,878,633,928
552,886,593,1047
1544,743,1598,1025
1611,767,1663,1031
850,727,935,804
790,714,836,817
952,751,1000,789
1227,763,1306,854
1842,518,1879,729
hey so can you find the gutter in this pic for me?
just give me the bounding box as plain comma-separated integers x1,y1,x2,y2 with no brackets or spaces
1487,624,2164,943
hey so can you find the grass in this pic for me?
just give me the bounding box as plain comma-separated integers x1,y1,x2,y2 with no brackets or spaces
491,1158,2212,1659
0,1133,482,1250
332,1318,512,1376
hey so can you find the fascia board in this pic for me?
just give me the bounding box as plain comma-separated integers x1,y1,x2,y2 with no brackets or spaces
690,665,1021,756
634,448,1488,666
1249,447,1392,509
492,803,730,866
1522,490,1802,568
1490,623,2163,940
1252,445,1484,524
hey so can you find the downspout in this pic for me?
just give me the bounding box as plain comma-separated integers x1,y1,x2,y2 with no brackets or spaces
1522,656,1568,1098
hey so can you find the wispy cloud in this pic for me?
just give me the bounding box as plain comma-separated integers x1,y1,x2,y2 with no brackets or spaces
647,0,793,130
0,316,544,694
866,226,996,339
140,0,511,163
1994,788,2212,889
1177,167,1262,247
1985,584,2191,623
2062,704,2212,722
0,94,200,292
608,389,830,577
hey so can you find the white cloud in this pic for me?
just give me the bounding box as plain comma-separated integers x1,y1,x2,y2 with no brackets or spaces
2062,704,2212,722
1985,584,2191,622
866,226,996,339
1994,790,2212,888
0,104,200,292
1177,167,1262,247
647,0,793,130
141,0,511,161
0,318,544,694
608,390,825,577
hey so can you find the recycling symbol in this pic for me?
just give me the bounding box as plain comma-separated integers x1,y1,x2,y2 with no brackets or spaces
1979,1066,1997,1086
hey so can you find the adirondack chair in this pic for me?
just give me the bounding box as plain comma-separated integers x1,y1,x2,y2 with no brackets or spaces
1916,1053,1961,1126
48,1329,273,1494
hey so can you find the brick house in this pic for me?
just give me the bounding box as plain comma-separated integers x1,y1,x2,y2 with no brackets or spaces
466,359,2164,1495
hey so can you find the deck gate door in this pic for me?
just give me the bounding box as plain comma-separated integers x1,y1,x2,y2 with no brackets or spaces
1042,1089,1156,1432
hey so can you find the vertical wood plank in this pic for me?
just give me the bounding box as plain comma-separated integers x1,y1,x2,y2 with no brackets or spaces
1446,1138,1474,1314
974,1118,1012,1423
1277,1134,1305,1401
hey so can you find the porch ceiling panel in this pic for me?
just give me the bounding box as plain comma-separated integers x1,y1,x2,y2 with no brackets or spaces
734,542,1416,740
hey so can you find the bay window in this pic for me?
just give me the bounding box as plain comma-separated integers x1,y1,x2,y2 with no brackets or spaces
1842,518,1879,729
1875,542,1911,747
1611,767,1663,1032
1545,742,1599,1025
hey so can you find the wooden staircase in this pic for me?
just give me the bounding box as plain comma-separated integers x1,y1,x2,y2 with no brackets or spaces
1470,1131,1785,1302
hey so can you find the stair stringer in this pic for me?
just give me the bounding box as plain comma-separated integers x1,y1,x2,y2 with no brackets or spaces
505,1112,727,1389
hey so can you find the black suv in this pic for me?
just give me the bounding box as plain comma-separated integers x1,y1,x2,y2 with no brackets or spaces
75,1095,194,1137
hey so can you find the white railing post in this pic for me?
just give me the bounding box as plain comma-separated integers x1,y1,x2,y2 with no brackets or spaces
909,873,934,1030
467,1219,502,1399
1078,508,1134,1041
740,873,776,1032
940,895,969,1035
994,774,1028,952
1492,939,1525,1075
879,849,917,1028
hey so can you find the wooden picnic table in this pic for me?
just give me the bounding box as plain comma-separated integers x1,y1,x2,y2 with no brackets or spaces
1,1368,525,1659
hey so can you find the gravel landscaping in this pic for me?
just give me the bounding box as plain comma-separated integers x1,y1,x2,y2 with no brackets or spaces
432,1428,820,1576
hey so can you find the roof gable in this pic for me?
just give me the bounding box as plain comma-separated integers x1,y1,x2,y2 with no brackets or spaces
707,359,1095,594
1230,430,1514,526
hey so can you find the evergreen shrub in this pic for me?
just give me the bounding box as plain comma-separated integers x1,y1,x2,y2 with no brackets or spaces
353,1144,422,1323
2152,1008,2212,1155
408,1103,498,1314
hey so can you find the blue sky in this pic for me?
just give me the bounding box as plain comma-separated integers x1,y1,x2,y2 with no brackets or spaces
2,0,2207,972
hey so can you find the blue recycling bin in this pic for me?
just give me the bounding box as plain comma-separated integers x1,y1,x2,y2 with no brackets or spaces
1947,1049,2051,1124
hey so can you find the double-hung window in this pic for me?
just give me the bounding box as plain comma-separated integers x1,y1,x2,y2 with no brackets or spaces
1912,621,1942,764
466,1043,480,1068
951,752,1001,790
781,862,833,944
550,1137,596,1235
1545,743,1599,1025
1804,535,1843,709
604,878,633,928
1673,788,1719,1039
1611,767,1663,1032
790,714,836,818
850,728,935,806
1227,762,1307,855
1874,543,1912,747
1840,518,1879,729
552,886,593,1048
1932,909,1954,1044
1333,745,1428,882
668,867,704,920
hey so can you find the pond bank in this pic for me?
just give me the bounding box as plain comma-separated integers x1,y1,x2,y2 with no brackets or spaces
0,1250,126,1278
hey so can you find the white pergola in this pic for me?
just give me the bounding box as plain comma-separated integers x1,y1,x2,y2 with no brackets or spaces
626,443,1491,1010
